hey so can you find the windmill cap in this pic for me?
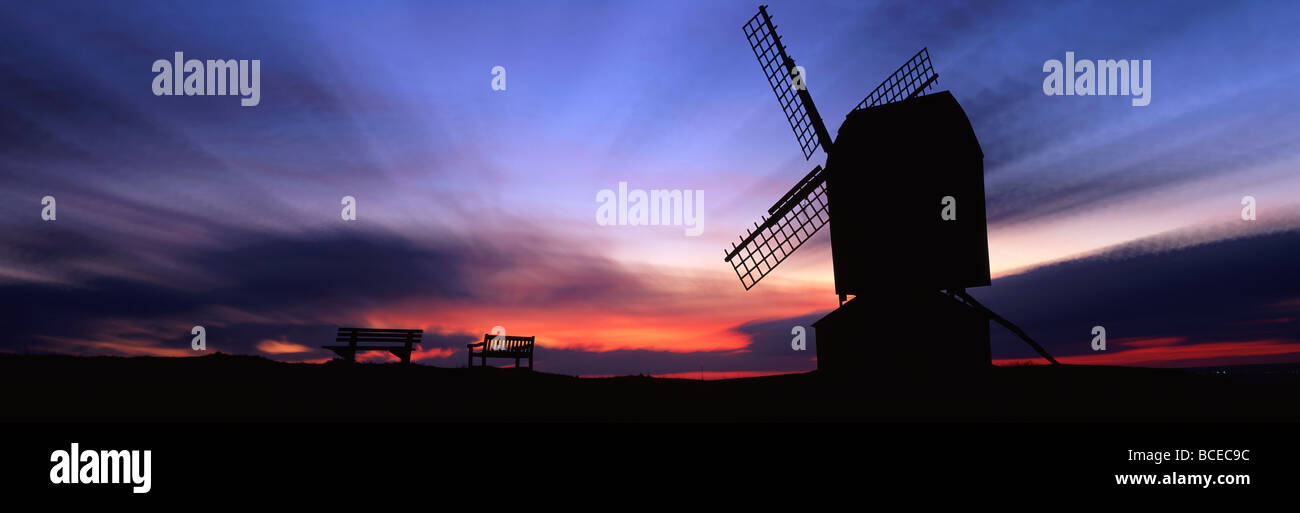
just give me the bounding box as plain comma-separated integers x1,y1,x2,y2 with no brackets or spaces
837,90,983,160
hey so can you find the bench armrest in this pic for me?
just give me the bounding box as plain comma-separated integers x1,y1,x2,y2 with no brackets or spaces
466,341,485,348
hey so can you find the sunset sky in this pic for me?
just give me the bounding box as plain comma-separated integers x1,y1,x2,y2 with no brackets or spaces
3,0,1300,377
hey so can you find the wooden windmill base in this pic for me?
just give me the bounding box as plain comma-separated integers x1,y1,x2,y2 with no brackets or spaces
813,291,991,375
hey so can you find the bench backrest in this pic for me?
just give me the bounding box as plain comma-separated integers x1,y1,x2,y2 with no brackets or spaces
336,327,423,346
483,334,535,353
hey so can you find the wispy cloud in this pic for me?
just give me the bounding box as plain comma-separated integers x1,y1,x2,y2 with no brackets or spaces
3,1,1300,375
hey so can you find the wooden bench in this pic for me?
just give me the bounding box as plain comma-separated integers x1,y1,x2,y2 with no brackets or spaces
323,327,422,364
466,334,535,369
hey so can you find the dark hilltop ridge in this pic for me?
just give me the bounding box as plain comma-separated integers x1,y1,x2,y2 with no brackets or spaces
2,352,1298,421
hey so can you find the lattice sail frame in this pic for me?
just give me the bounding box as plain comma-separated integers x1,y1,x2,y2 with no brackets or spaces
854,47,938,110
724,166,830,290
744,7,826,160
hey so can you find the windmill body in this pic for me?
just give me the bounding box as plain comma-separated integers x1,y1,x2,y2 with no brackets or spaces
826,91,989,297
727,6,1057,373
818,92,993,373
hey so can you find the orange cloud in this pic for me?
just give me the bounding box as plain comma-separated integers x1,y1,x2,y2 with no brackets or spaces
287,357,335,364
357,351,401,363
351,274,834,356
305,345,455,364
650,370,802,380
36,334,198,358
412,346,456,361
256,339,315,354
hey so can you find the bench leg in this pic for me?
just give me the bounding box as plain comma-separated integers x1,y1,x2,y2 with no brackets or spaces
515,357,520,368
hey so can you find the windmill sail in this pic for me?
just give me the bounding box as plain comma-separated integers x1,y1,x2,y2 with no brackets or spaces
744,6,833,160
724,165,830,289
854,48,938,110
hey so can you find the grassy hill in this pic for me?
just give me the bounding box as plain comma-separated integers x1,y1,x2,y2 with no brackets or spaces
3,352,1298,421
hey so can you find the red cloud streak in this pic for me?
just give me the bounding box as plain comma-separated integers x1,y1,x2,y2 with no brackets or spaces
995,339,1300,368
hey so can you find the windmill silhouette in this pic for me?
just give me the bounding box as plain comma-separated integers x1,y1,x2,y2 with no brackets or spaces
726,6,1058,372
